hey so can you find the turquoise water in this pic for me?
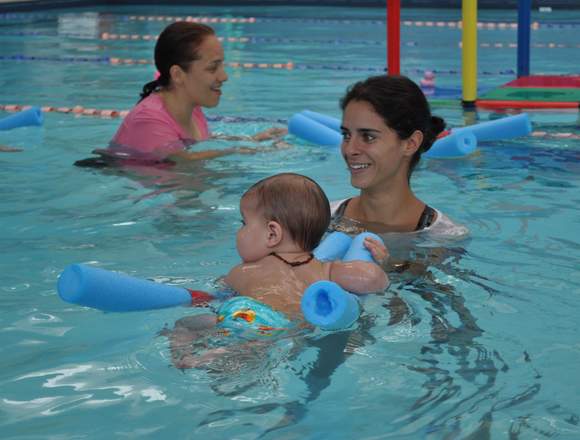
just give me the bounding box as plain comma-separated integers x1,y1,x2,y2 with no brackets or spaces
1,4,580,439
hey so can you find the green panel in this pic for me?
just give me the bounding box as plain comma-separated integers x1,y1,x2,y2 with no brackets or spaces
480,87,580,102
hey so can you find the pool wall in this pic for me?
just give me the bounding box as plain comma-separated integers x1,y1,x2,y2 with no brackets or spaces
1,0,579,12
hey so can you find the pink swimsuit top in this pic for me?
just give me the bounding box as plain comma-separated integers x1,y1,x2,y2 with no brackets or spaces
101,93,210,162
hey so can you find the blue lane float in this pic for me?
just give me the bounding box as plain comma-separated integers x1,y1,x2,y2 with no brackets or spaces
0,106,43,131
57,264,218,312
288,109,532,158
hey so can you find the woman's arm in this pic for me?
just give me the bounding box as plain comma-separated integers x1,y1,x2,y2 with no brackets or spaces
211,127,288,142
169,147,254,161
0,145,23,152
169,140,290,162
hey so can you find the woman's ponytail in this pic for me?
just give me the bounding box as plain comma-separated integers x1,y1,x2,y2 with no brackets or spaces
421,116,446,153
139,79,159,102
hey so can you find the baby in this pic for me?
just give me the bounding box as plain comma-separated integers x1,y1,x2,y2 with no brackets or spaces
224,172,388,317
167,173,388,368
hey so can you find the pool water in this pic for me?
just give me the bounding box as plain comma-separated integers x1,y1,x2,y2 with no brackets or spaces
1,4,580,439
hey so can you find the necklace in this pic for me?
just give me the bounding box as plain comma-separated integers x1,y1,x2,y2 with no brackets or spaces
269,252,314,267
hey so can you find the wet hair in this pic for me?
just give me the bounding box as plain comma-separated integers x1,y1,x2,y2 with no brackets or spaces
140,22,215,101
340,75,446,178
243,173,331,252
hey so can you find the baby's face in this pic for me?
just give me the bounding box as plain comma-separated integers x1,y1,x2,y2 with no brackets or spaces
236,196,270,263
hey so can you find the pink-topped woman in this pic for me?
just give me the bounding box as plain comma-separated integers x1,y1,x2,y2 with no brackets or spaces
77,22,285,167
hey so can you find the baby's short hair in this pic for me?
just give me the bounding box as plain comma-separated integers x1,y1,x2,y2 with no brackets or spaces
244,173,330,251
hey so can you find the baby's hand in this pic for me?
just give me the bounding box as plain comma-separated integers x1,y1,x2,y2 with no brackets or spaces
364,237,389,265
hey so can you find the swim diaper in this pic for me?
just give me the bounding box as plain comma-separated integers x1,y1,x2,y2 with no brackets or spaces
217,296,290,337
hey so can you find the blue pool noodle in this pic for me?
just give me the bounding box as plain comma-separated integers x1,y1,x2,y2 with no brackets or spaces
58,264,195,312
288,113,342,147
301,280,360,330
313,231,353,262
342,232,384,262
304,232,384,330
300,110,341,132
288,110,530,157
453,113,532,142
0,107,43,131
425,130,477,159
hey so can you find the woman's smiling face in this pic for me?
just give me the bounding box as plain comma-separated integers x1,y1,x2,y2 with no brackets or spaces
181,35,228,108
340,100,409,191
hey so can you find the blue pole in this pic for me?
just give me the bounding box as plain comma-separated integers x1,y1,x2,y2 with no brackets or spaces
517,0,531,77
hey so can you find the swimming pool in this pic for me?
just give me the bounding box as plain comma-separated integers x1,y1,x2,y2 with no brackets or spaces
1,4,579,439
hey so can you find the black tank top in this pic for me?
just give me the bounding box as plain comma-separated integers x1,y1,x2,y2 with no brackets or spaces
333,198,436,232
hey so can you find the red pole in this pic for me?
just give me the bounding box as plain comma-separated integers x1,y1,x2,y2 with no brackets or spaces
387,0,401,75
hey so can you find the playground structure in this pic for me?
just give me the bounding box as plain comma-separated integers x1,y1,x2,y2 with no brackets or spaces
387,0,580,110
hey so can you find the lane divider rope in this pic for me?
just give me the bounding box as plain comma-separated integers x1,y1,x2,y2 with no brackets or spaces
0,104,287,123
1,55,538,76
2,12,580,29
3,31,580,50
123,15,580,30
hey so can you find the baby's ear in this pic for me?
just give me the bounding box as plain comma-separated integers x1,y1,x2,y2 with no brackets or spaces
266,221,283,247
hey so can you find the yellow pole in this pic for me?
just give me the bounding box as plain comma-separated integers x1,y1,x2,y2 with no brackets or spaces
462,0,477,106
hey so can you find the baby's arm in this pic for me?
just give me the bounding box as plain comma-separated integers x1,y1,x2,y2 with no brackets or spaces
329,260,389,294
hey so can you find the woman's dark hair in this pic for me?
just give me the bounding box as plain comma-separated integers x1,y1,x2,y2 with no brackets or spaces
340,75,446,178
244,173,331,252
140,22,215,101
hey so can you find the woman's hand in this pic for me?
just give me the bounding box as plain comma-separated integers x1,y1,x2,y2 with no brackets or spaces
235,146,258,155
364,237,389,266
252,127,288,142
237,141,292,155
0,145,23,153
